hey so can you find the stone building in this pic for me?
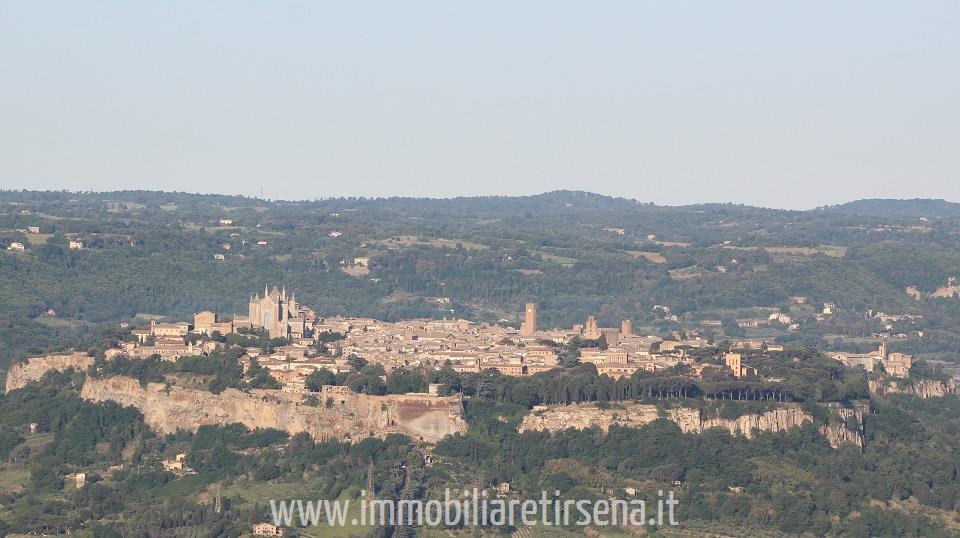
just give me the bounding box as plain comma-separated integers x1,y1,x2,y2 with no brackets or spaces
831,342,912,378
150,320,190,337
246,285,313,339
583,315,602,340
193,311,234,335
597,363,641,379
725,352,752,378
580,315,633,345
519,302,537,337
252,522,284,536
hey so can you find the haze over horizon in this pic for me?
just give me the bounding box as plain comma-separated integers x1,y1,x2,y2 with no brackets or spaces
4,187,959,213
2,2,958,209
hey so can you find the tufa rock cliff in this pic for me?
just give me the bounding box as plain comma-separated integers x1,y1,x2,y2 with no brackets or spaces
5,353,94,393
818,405,865,449
80,376,466,443
869,378,957,399
519,402,862,448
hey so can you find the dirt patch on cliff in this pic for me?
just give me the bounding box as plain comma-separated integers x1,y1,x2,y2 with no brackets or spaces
394,399,449,421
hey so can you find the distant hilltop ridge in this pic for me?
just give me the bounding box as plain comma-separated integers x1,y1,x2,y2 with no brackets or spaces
1,189,957,215
817,198,960,218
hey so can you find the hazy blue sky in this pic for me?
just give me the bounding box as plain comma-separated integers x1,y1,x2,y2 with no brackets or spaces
1,2,958,208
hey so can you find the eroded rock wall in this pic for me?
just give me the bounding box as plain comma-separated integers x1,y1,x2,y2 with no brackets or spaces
5,353,94,392
80,376,466,443
519,403,862,448
869,378,957,399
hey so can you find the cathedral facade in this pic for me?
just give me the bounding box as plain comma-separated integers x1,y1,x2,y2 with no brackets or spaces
246,285,311,339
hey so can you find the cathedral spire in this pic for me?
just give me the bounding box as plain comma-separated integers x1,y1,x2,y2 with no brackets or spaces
264,283,269,298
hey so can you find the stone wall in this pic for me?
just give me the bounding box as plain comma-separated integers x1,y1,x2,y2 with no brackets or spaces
5,353,94,392
80,376,466,443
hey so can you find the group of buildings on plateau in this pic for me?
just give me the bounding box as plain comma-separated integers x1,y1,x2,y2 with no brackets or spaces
112,286,915,394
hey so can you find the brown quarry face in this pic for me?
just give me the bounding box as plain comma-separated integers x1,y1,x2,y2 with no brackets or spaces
394,398,446,421
391,398,466,440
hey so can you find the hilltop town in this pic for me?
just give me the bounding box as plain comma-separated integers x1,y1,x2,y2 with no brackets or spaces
3,193,960,537
84,285,920,396
12,283,945,470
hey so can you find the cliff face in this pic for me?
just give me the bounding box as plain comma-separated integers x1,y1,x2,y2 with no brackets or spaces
869,378,957,399
521,404,676,434
5,353,94,392
701,408,813,439
80,376,466,443
519,404,809,438
818,406,864,449
519,403,862,448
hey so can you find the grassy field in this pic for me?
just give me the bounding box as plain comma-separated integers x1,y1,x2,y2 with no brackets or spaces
723,244,847,259
375,235,489,251
531,251,577,267
0,467,28,493
183,222,286,235
668,266,702,280
644,239,691,248
25,233,53,245
627,250,667,264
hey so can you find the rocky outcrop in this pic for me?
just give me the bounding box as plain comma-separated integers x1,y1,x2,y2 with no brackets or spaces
521,404,679,434
818,404,866,449
869,378,957,399
5,353,94,392
905,286,923,300
701,408,812,438
932,277,960,298
80,376,466,443
907,277,960,299
520,404,810,438
519,403,862,448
